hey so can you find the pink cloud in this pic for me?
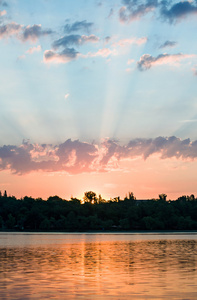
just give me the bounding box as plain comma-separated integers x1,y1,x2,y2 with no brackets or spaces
82,47,117,58
0,9,6,16
127,58,135,65
112,37,147,47
0,137,197,175
138,53,196,71
0,22,22,39
26,45,41,54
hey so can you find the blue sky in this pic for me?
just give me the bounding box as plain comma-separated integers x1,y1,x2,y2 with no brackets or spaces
0,0,197,199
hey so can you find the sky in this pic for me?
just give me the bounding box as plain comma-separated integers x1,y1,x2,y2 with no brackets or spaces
0,0,197,200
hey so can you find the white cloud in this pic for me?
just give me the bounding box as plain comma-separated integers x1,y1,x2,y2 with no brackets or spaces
65,93,70,99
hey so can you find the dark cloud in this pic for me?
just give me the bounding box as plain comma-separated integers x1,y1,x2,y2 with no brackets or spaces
97,2,103,7
44,47,78,63
53,34,81,49
126,136,197,160
0,22,22,38
48,34,99,63
159,40,177,49
137,52,192,71
119,0,159,23
108,8,114,18
0,22,53,41
52,34,99,49
0,137,197,175
0,0,8,7
22,24,53,41
119,1,197,23
64,20,94,34
105,36,111,44
160,1,197,23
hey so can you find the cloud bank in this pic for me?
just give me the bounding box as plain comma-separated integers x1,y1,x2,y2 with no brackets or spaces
0,137,197,175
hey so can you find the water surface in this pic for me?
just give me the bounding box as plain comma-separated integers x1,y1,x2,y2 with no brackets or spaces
0,232,197,299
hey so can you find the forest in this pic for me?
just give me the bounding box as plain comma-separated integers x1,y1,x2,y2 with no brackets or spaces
0,191,197,231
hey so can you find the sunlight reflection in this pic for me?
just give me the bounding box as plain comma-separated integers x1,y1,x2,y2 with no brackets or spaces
0,234,197,299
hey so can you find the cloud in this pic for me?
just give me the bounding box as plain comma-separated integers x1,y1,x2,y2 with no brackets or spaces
112,36,147,47
46,34,99,63
64,93,70,99
159,40,177,49
108,8,114,18
52,34,99,49
0,22,53,42
0,9,6,16
127,58,135,64
21,24,53,42
160,1,197,23
17,54,26,60
180,119,197,123
104,36,111,44
49,34,145,63
119,0,158,23
64,20,94,34
0,140,98,175
81,47,118,58
26,45,41,54
192,65,197,76
44,47,78,63
1,137,197,175
0,1,7,7
134,136,197,160
137,52,195,71
0,22,22,39
119,1,197,24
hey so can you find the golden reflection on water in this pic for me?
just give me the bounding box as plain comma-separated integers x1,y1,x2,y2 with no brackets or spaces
0,234,197,299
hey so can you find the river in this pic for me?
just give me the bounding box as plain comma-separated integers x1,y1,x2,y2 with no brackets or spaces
0,232,197,299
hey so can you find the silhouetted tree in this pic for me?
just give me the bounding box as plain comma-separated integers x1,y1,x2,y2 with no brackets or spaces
98,194,106,203
124,192,136,201
0,190,197,232
83,191,98,204
159,194,167,201
3,190,7,198
188,194,195,201
71,197,81,204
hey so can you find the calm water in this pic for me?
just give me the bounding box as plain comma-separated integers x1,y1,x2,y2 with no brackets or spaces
0,232,197,299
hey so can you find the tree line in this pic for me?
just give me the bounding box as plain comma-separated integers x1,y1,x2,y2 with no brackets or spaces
0,190,197,231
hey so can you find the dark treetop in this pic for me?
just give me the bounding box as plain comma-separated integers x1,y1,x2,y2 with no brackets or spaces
0,191,197,231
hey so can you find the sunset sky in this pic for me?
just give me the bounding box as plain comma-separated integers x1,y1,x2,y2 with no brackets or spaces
0,0,197,200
